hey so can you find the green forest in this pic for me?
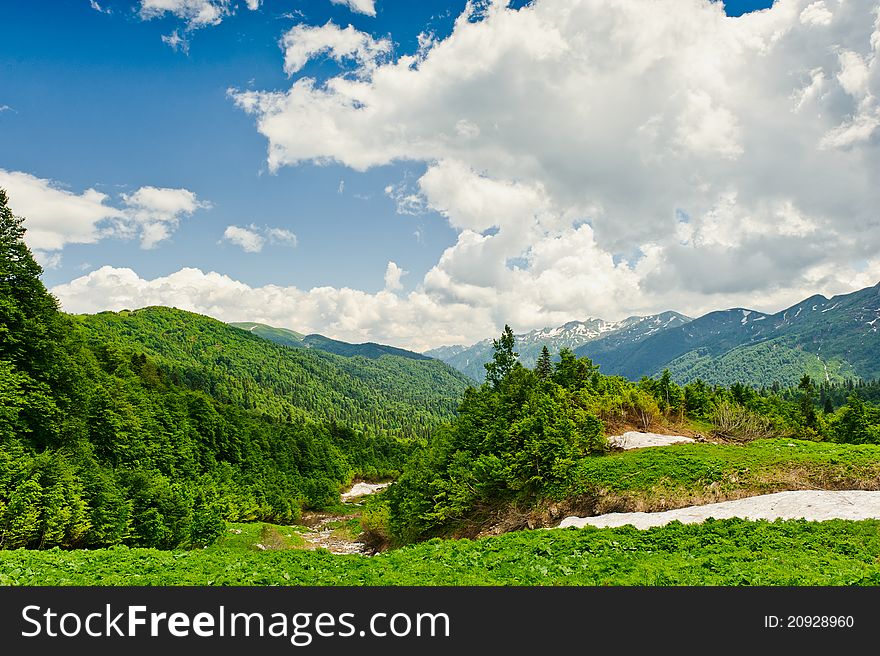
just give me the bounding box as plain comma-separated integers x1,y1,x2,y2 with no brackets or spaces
381,334,880,543
0,189,419,550
3,185,880,584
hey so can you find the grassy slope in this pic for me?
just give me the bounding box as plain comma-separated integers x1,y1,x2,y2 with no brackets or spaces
3,519,880,585
563,438,880,515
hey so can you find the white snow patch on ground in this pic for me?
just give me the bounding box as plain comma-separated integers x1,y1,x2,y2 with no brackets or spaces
558,491,880,530
341,481,389,501
607,432,695,449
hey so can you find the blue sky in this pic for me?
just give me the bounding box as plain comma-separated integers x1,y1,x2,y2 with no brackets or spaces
1,1,473,290
2,0,878,350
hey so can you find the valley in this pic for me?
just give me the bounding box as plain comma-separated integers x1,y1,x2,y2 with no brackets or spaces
2,187,880,586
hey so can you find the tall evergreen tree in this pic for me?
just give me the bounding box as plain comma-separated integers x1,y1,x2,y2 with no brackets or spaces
484,324,518,387
0,189,72,447
535,346,552,380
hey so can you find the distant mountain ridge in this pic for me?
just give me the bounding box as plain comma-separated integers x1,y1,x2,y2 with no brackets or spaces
426,312,692,381
230,322,430,361
427,282,880,387
576,283,880,386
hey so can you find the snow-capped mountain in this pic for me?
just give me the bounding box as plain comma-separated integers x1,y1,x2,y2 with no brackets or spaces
425,312,691,381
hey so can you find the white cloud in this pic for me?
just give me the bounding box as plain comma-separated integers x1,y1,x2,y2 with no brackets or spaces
0,169,121,252
837,50,871,98
0,105,13,113
89,0,112,14
223,225,264,253
43,1,880,351
222,224,298,252
121,186,209,249
820,47,880,148
0,169,207,254
139,0,262,49
266,227,298,247
384,180,427,215
384,261,407,291
139,0,230,28
161,30,189,53
34,251,63,270
674,90,743,160
52,266,495,352
799,1,833,26
223,0,880,348
280,22,391,77
791,67,825,113
329,0,377,17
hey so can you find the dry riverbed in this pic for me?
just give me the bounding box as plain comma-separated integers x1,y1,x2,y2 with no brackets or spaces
299,481,390,555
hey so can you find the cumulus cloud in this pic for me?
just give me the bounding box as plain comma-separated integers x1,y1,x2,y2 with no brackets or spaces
221,224,298,252
120,186,209,249
46,1,880,350
223,0,880,347
52,266,494,352
799,1,833,26
0,169,207,255
384,261,407,291
280,22,391,77
330,0,377,17
223,225,264,253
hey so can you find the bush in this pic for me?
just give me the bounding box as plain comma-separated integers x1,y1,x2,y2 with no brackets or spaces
712,401,775,442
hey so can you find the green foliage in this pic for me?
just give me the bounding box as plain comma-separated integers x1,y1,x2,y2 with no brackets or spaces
0,189,416,550
4,519,880,585
387,322,880,543
484,324,519,387
76,306,470,439
569,438,880,498
827,396,880,444
388,331,607,542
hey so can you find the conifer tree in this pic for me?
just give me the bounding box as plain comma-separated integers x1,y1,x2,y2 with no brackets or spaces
484,324,518,387
535,345,552,380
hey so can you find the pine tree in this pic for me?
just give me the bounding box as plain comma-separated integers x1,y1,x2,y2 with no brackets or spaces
535,346,552,380
0,188,71,446
798,374,818,429
484,324,518,387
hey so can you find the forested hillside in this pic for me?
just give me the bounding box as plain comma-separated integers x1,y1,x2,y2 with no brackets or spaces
78,309,471,439
231,322,431,361
0,190,421,550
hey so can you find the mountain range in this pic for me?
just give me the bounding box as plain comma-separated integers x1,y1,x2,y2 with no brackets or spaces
425,313,691,381
230,322,429,361
428,283,880,387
